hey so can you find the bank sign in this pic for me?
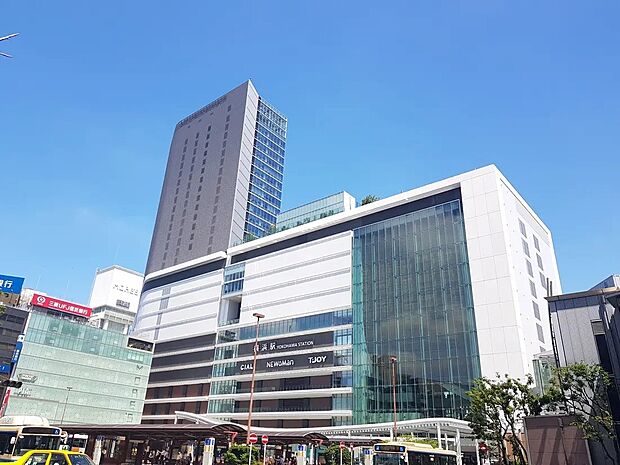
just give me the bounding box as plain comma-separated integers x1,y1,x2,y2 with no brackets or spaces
0,274,25,295
31,293,92,318
236,351,334,374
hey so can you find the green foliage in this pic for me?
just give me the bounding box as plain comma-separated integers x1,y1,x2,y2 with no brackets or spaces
225,444,260,465
361,195,379,206
467,374,544,465
323,444,351,465
397,436,438,448
548,363,619,464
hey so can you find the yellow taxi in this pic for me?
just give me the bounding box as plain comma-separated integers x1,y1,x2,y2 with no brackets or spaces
13,450,94,465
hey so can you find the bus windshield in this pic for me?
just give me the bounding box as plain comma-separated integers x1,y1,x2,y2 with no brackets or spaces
14,435,61,455
374,453,405,465
0,432,17,455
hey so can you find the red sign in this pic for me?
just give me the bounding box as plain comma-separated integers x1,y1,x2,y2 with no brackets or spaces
31,293,92,318
339,441,345,450
261,435,268,445
248,433,258,444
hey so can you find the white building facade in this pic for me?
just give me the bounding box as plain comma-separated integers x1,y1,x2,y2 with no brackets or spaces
132,165,561,427
88,265,144,334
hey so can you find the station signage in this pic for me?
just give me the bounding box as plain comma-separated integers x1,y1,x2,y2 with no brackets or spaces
31,293,92,318
236,351,333,374
238,331,334,357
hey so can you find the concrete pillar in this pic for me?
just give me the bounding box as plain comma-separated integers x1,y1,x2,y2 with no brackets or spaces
436,425,442,449
456,430,462,465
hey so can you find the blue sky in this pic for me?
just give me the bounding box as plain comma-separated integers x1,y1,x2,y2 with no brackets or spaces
1,1,618,303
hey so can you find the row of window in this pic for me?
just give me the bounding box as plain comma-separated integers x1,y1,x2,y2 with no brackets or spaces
217,309,353,343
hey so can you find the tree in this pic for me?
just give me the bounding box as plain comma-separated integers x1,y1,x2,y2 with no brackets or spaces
224,444,259,465
324,444,351,465
549,363,619,464
467,374,546,465
361,195,379,206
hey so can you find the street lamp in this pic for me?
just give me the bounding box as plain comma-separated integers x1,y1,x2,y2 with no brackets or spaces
59,386,73,425
390,356,398,440
246,312,264,444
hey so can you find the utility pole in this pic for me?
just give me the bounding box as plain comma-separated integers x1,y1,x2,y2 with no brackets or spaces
246,312,264,464
390,356,398,441
59,386,73,425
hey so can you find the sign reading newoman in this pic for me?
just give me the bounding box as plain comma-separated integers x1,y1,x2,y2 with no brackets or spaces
31,293,92,318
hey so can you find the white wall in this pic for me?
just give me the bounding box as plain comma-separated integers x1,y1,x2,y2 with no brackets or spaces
461,167,561,380
89,267,143,313
132,270,222,342
241,232,352,324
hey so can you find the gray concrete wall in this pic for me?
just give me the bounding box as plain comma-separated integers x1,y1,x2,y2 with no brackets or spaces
145,81,257,274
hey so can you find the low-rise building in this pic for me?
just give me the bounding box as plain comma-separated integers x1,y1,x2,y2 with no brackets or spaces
2,293,153,424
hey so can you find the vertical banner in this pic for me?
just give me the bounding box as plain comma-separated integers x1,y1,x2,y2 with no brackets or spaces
296,445,307,465
202,438,215,465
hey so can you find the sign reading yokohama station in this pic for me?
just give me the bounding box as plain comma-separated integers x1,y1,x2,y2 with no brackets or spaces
30,293,92,319
238,331,334,357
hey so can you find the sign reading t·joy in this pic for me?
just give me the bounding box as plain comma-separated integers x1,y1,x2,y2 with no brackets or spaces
236,351,334,374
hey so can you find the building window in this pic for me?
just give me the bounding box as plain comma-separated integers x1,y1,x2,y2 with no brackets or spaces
227,105,231,112
177,238,181,246
519,219,527,237
540,272,547,291
193,214,198,220
526,260,533,277
188,243,193,251
533,235,540,251
532,301,540,320
536,324,545,343
530,280,537,298
537,254,544,270
522,239,530,257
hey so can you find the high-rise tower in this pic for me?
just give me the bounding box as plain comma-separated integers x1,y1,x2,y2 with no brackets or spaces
146,80,287,274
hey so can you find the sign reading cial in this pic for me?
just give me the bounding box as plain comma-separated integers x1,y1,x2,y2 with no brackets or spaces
31,293,92,319
236,351,334,375
238,331,334,357
0,274,25,295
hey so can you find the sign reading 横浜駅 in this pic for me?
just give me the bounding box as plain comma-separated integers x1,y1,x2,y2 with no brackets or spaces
237,331,334,357
235,351,334,374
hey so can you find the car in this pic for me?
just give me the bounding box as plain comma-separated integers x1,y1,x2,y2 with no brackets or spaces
13,450,95,465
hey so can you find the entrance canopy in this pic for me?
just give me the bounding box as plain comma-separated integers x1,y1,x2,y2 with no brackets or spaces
175,411,473,439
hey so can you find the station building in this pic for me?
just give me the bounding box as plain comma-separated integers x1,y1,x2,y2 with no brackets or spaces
132,165,561,427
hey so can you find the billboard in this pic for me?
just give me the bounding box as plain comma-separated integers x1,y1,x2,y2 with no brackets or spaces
0,274,25,295
31,293,92,318
235,351,334,375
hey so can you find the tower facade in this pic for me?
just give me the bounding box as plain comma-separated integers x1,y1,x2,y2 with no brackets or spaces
145,80,287,274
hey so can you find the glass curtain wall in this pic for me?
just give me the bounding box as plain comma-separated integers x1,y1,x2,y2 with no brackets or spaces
352,199,480,423
244,99,287,240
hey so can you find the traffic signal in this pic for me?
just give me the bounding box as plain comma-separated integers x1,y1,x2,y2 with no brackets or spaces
1,379,22,388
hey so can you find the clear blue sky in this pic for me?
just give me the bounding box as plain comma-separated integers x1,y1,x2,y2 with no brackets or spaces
1,1,618,304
